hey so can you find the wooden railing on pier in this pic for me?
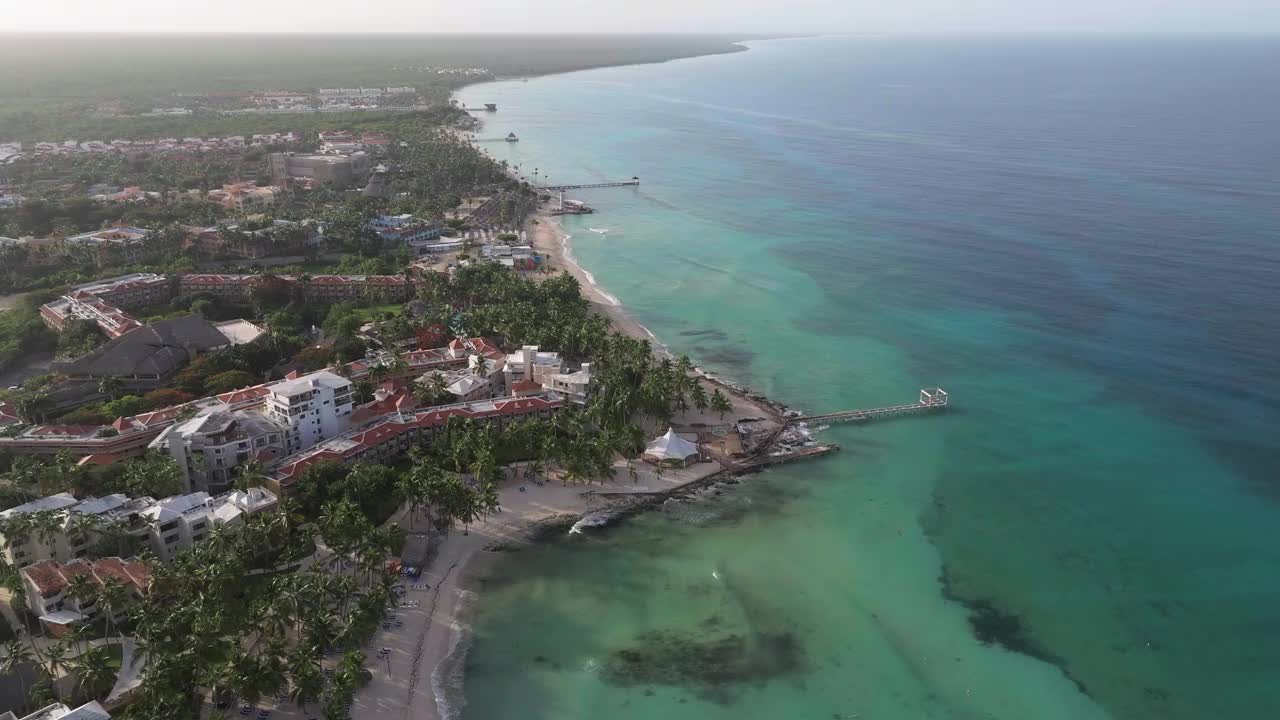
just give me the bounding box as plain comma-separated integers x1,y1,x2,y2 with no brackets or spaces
793,388,948,426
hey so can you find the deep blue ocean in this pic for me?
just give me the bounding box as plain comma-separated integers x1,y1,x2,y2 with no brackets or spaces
455,36,1280,719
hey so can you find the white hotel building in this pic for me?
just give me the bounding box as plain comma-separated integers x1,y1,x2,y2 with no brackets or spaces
264,370,355,454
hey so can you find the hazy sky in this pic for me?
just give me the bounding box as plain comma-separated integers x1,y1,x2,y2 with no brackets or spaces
3,0,1277,34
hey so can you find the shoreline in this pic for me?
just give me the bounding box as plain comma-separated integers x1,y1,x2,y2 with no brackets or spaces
364,205,795,720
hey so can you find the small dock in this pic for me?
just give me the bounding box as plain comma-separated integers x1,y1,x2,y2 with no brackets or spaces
795,388,948,426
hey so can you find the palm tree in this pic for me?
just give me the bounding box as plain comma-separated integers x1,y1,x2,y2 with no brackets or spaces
691,382,709,413
2,639,34,702
30,509,64,552
288,656,324,712
233,459,268,492
15,390,50,425
43,642,69,700
66,513,100,554
97,374,125,401
71,645,115,699
710,388,732,420
96,578,129,641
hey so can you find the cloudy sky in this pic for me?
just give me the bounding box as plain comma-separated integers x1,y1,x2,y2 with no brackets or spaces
3,0,1277,34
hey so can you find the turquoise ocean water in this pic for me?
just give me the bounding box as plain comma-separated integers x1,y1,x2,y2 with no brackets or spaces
453,36,1280,720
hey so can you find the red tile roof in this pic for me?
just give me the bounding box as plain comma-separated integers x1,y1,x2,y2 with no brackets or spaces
22,557,150,597
22,561,67,597
216,385,271,406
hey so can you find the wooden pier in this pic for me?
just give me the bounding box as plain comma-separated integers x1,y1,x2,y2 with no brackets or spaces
794,388,948,426
535,179,640,191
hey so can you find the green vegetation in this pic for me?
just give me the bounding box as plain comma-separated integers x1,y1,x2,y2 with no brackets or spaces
0,294,57,377
0,34,748,141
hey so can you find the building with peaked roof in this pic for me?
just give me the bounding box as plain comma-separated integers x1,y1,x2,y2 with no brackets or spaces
19,557,150,635
643,428,701,467
51,315,247,386
39,273,170,338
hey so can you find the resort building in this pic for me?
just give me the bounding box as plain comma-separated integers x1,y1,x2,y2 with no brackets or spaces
541,363,593,405
503,346,566,386
0,489,277,568
0,493,151,568
270,391,566,495
3,701,112,720
139,488,277,561
63,226,152,267
205,181,285,210
369,214,443,246
176,273,415,304
268,151,370,186
39,273,170,337
481,244,540,270
264,370,355,454
51,314,258,388
89,186,160,204
150,409,288,494
183,220,321,259
417,354,508,404
0,368,341,461
20,557,150,636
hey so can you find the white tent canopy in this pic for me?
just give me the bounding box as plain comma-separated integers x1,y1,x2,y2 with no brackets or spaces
644,428,700,464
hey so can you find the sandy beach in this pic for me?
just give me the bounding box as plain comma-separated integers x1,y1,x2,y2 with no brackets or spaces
335,204,787,720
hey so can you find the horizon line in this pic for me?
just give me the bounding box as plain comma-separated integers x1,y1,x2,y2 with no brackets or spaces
1,29,1278,37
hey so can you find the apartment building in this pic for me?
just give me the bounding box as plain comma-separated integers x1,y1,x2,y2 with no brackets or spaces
0,488,276,568
140,488,277,561
150,408,288,494
503,345,567,385
542,363,594,405
0,494,150,569
264,370,355,454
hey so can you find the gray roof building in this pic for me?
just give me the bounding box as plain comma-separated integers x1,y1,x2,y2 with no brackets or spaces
53,315,238,382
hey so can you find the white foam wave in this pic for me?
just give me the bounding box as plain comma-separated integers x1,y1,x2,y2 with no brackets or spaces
569,509,620,535
557,229,623,307
431,591,477,720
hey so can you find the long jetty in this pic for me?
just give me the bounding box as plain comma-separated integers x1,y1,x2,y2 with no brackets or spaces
793,388,948,426
535,179,640,191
